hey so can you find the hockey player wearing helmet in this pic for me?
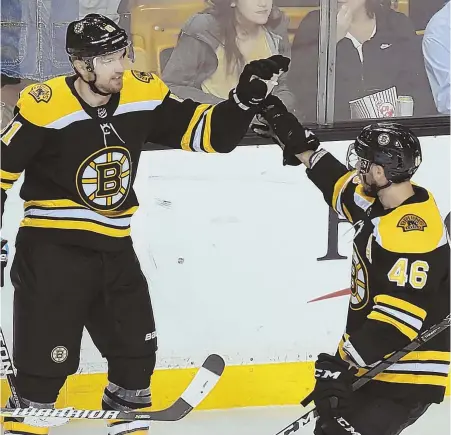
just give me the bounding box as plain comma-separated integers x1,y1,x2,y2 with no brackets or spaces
253,96,450,435
0,13,290,435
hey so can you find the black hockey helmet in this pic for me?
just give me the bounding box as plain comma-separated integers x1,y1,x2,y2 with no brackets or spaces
347,123,422,183
66,14,130,61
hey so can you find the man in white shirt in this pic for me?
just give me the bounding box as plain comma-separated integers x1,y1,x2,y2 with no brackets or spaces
423,1,450,114
79,0,122,23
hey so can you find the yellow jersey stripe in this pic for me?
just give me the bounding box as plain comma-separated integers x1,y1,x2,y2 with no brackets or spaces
343,204,353,223
374,294,427,320
1,169,21,181
400,351,451,362
20,217,131,238
369,372,449,387
368,311,418,340
3,421,49,434
24,200,138,217
1,182,14,190
331,171,354,214
202,106,215,153
181,104,210,152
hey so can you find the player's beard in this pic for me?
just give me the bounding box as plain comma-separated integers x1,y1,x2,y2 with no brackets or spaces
361,174,379,197
97,76,124,94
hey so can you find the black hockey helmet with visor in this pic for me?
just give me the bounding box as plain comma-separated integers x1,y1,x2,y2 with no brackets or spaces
66,14,134,95
346,123,422,184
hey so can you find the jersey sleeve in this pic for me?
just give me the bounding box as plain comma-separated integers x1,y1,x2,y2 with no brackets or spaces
1,91,48,226
342,208,449,366
305,150,359,223
148,75,255,153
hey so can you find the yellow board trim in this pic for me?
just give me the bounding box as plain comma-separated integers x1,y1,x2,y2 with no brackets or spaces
0,170,21,181
375,294,427,320
181,104,210,152
20,217,131,238
368,311,418,340
1,361,448,411
3,421,49,434
0,182,13,190
202,106,215,153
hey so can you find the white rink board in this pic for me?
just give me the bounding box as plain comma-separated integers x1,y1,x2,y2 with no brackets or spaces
1,136,450,374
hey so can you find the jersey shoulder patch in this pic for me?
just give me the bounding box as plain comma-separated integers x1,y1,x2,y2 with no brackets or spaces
396,214,427,233
28,83,52,103
18,76,81,128
131,70,154,83
373,190,446,254
120,71,168,106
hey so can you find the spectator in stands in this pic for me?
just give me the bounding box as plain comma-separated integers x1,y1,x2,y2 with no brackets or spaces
0,0,78,81
422,1,450,115
288,0,437,122
79,0,122,23
162,0,296,111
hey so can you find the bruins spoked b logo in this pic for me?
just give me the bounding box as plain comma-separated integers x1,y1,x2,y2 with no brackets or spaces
350,246,370,311
76,147,132,211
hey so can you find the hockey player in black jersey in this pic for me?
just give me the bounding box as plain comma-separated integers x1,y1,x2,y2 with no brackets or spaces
0,13,290,435
253,96,450,435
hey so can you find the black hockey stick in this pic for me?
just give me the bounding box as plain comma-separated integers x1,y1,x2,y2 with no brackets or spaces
0,325,23,408
0,353,225,425
273,314,451,435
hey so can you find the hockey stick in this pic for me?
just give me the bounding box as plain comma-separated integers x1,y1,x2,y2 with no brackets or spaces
0,353,225,424
273,314,451,435
0,325,22,408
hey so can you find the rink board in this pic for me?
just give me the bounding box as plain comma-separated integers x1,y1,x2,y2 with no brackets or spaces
1,138,450,410
1,362,450,410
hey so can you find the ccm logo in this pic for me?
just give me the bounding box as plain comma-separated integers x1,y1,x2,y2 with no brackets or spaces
337,417,362,435
145,331,157,341
315,369,341,380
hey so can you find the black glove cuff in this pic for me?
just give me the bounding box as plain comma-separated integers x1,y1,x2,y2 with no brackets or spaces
230,88,252,111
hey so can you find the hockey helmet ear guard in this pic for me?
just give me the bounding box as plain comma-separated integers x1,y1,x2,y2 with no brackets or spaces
346,141,372,175
347,122,422,183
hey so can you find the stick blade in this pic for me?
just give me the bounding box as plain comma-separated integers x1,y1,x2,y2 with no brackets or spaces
135,354,226,422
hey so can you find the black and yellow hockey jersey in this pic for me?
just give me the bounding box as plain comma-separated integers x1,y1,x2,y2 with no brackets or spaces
1,70,253,250
307,151,450,404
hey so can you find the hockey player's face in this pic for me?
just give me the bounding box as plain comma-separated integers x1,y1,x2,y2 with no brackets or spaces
93,50,127,94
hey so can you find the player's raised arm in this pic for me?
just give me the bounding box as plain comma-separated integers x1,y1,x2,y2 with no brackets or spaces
147,56,290,153
253,95,357,223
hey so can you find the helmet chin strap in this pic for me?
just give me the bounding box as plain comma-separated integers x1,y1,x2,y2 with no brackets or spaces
74,59,111,97
362,174,392,198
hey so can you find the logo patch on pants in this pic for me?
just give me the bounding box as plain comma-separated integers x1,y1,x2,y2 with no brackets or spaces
51,346,68,363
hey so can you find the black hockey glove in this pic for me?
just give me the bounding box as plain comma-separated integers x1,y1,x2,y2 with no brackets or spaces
1,239,8,287
231,55,290,111
252,95,320,166
311,353,357,422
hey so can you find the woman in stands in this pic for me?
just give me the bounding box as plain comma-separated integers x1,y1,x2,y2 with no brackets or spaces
162,0,296,111
288,0,437,122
